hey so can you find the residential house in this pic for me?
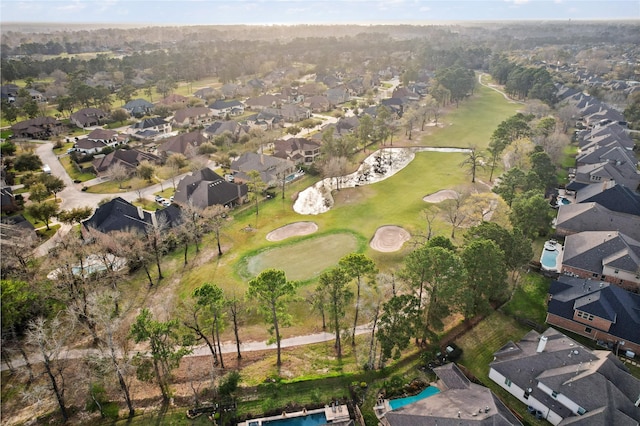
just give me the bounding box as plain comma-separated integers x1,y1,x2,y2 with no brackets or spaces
245,94,285,110
489,328,640,426
28,89,45,103
392,86,420,102
572,182,640,216
129,117,171,138
560,230,640,291
172,107,215,127
0,214,37,245
230,152,296,187
546,275,640,355
209,100,245,118
584,109,625,128
303,95,331,113
555,202,640,242
298,82,325,97
155,204,183,228
380,98,405,116
317,74,342,89
577,124,635,152
1,183,18,213
244,111,282,131
158,131,208,158
158,94,189,106
92,149,162,175
203,121,248,141
74,138,106,155
334,116,360,137
280,87,302,104
278,104,311,123
10,117,64,139
325,87,350,106
82,197,153,235
378,363,522,426
273,138,321,166
567,161,640,193
576,141,637,169
174,168,248,210
70,107,107,128
75,128,128,154
0,84,19,103
122,99,154,117
194,87,215,100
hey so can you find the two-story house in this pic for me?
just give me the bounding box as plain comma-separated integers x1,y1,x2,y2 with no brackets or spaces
489,328,640,425
272,138,321,166
546,275,640,355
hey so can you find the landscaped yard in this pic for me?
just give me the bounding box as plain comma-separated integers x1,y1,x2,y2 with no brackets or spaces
60,156,96,182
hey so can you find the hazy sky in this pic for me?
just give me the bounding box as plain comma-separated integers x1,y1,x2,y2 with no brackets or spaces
1,0,638,25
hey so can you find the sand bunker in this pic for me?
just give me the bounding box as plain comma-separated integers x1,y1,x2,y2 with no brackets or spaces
294,147,471,215
423,189,459,203
370,225,411,252
266,221,318,242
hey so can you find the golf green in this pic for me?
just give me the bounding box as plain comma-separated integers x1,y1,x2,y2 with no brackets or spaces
243,233,359,282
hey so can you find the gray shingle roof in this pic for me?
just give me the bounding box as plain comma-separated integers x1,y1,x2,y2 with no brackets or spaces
385,363,522,426
490,328,640,424
548,276,640,348
562,231,640,276
555,202,640,242
174,168,247,210
575,183,640,215
82,197,153,234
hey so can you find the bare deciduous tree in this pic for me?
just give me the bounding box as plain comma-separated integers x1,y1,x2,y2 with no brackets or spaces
438,190,470,239
25,314,75,422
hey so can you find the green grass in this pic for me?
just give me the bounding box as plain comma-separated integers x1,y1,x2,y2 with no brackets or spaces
86,180,133,194
502,273,551,325
132,199,160,211
240,231,361,282
155,187,176,199
418,84,522,150
60,156,96,182
36,223,61,240
52,141,75,155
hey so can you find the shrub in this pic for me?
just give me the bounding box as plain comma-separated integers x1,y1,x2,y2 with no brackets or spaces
218,370,241,397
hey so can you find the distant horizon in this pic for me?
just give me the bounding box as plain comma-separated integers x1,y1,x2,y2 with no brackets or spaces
1,0,638,27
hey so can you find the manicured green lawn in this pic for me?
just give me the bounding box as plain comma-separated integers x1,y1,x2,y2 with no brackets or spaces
418,84,522,150
240,231,361,282
502,273,551,325
60,156,96,182
86,180,133,194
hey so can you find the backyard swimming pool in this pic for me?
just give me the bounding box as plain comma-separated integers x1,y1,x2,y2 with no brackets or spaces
540,240,562,271
251,412,327,426
389,386,441,410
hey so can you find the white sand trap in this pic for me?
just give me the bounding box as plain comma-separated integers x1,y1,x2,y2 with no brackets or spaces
423,189,458,203
370,225,411,252
266,222,318,242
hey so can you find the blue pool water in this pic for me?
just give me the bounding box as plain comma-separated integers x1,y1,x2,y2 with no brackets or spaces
540,248,559,270
389,386,441,410
261,412,327,426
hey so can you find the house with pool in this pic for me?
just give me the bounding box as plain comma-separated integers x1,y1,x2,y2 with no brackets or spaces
239,403,352,426
376,363,522,425
489,328,640,425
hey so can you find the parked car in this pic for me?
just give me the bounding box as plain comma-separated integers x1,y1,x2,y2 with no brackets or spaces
155,195,164,202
